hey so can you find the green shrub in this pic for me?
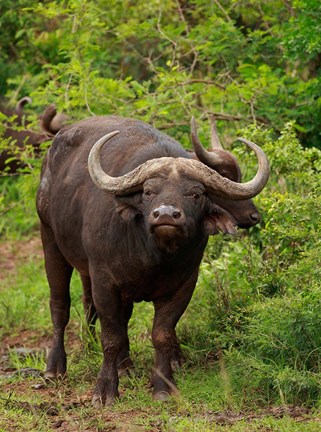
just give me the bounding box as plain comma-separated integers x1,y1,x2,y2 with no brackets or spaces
184,123,321,405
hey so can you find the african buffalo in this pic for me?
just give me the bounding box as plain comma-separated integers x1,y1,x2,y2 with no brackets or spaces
36,115,269,406
0,99,66,173
189,115,261,228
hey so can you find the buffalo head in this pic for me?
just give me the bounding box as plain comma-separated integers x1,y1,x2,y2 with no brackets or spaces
190,116,262,228
88,123,269,253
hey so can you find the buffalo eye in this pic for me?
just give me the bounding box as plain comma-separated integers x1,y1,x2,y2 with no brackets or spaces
144,190,155,199
186,190,203,201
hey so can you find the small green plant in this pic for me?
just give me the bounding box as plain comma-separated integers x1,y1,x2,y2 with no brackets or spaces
8,348,46,372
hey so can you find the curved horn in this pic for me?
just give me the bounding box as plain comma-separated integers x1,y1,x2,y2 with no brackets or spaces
88,131,177,195
191,117,226,166
15,96,32,115
41,105,57,135
88,130,270,199
49,112,68,133
41,104,67,134
209,115,223,149
182,137,270,199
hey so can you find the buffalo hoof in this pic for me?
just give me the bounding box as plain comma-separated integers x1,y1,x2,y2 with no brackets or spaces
91,394,103,408
153,391,170,401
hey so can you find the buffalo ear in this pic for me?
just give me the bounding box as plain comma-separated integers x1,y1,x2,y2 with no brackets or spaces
114,194,142,221
203,204,237,235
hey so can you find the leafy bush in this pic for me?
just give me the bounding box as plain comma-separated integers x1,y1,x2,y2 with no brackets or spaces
0,0,320,145
183,123,321,405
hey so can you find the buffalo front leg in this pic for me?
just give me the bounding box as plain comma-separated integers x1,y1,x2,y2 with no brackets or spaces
151,274,197,400
41,224,73,379
91,272,127,407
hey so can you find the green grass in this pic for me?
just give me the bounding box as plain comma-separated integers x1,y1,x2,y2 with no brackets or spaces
0,176,38,239
1,234,321,431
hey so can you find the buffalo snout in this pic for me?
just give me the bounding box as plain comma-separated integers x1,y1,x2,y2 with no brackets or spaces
153,205,182,221
237,207,262,228
249,211,261,224
148,204,188,253
150,205,186,227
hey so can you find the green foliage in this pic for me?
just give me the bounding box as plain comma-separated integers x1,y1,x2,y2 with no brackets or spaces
186,123,321,405
0,171,41,238
1,0,321,145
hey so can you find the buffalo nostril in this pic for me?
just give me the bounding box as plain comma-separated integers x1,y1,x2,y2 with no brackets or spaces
152,206,183,221
250,212,261,223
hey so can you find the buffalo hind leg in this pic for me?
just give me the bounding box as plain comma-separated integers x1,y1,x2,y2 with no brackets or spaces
91,273,127,406
151,275,197,400
82,277,133,375
81,274,98,341
41,224,73,379
117,302,134,375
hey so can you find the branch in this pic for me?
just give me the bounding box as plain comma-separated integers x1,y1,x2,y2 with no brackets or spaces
213,0,232,22
284,0,295,17
175,0,199,72
157,6,177,67
179,79,226,90
159,121,188,130
207,112,244,121
207,111,270,125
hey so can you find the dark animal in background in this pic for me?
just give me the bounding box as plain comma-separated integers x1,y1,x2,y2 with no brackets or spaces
0,96,34,117
40,104,68,136
0,98,67,173
189,115,261,228
36,115,269,406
